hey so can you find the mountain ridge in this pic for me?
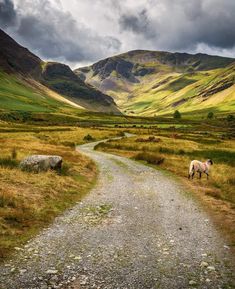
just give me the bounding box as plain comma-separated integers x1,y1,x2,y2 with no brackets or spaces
75,50,235,116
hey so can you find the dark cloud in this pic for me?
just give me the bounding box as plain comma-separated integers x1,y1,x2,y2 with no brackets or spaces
0,0,234,65
0,0,121,64
0,0,17,27
118,0,235,53
119,9,151,35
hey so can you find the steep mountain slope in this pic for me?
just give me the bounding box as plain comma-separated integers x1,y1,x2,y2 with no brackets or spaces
41,62,119,113
0,29,120,115
75,50,235,116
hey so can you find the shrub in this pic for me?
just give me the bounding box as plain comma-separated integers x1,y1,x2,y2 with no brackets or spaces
0,157,19,169
178,149,185,155
173,110,181,119
207,111,214,119
83,134,95,142
135,152,164,165
227,114,234,122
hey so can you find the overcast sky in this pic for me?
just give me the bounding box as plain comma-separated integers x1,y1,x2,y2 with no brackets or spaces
1,0,235,68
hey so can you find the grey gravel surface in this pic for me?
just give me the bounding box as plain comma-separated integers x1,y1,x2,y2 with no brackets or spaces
0,140,234,289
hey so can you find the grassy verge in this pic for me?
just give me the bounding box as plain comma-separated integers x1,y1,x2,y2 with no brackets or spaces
0,124,123,262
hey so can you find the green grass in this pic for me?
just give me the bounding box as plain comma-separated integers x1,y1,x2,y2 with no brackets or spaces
0,71,67,112
164,76,198,92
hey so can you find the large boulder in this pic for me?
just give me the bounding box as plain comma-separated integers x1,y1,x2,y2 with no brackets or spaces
19,155,62,173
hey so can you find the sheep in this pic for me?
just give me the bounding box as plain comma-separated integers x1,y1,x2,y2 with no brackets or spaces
188,159,213,180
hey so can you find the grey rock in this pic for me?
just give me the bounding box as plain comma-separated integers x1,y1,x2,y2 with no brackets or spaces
46,269,58,274
20,155,62,173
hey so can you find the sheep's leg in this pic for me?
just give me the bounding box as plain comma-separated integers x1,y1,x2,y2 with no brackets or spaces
199,172,202,179
192,172,195,179
206,173,209,180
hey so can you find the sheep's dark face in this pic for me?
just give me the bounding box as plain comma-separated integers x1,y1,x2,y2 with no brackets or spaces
207,159,213,165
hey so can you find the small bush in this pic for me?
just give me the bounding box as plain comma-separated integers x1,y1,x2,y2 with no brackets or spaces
136,136,161,143
227,114,234,122
83,134,95,142
207,111,214,119
135,152,164,165
0,157,19,169
178,149,185,155
173,110,181,119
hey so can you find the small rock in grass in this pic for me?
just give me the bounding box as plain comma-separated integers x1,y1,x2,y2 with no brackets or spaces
74,256,82,260
189,280,197,285
206,278,211,283
207,266,215,271
46,269,58,274
14,247,22,251
80,275,88,285
200,261,209,267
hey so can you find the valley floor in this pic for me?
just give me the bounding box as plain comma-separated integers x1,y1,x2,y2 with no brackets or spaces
0,140,234,289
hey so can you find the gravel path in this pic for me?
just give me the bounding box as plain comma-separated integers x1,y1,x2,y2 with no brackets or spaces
0,140,234,289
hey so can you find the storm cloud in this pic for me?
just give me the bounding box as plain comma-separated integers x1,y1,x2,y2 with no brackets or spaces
0,0,234,67
117,0,235,54
0,0,17,27
0,0,121,66
119,9,155,39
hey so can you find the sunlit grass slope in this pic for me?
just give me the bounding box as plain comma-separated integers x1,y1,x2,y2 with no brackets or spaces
77,50,235,117
124,64,235,117
0,70,84,113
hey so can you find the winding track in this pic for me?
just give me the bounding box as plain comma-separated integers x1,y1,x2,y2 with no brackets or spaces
0,140,234,289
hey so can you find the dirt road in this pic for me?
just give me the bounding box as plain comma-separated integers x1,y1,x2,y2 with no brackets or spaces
0,140,234,289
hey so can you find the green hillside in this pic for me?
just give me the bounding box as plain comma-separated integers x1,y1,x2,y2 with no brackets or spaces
0,29,120,115
76,50,235,117
0,70,80,112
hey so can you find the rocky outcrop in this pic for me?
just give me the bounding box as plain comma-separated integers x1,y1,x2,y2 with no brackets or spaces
41,62,78,81
20,155,62,173
91,57,139,83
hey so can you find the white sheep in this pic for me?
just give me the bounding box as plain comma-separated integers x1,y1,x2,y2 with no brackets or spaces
188,159,213,179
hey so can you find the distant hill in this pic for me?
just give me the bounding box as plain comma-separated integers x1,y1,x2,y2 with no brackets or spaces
0,29,120,115
75,50,235,116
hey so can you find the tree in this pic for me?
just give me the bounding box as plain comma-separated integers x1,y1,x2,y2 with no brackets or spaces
207,112,214,119
173,110,181,119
